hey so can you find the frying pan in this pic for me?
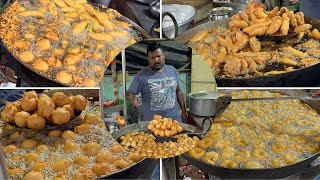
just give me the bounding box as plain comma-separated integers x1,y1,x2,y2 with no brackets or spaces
0,89,157,179
181,89,320,179
174,17,320,87
0,1,151,87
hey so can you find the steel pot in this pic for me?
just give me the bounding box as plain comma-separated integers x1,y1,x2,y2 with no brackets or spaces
208,7,233,21
188,91,231,117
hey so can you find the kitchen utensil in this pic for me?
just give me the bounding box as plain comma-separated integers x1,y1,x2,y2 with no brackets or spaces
212,0,248,15
208,7,233,21
188,90,320,117
162,4,196,39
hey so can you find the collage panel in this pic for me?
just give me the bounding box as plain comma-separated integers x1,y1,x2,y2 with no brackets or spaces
162,89,320,179
0,0,159,87
0,89,159,179
162,0,320,87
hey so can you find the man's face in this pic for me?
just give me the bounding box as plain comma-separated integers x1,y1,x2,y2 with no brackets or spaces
147,48,165,70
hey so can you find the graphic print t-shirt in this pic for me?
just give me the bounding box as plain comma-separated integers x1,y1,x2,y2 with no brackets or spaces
128,65,181,121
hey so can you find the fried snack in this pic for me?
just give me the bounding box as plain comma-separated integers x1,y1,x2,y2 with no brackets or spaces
1,102,19,122
202,152,219,165
82,142,101,156
72,168,96,180
249,37,261,52
190,29,209,42
74,156,90,166
14,111,30,128
280,13,290,35
21,91,38,112
282,46,307,58
52,92,69,107
52,107,71,125
266,16,282,35
148,116,183,137
245,161,264,168
37,95,55,118
23,171,44,180
188,148,205,159
294,24,312,34
243,20,271,36
229,20,249,29
70,95,87,111
52,159,72,173
254,8,268,19
223,57,241,76
220,160,239,168
26,114,46,129
310,29,320,39
295,12,305,26
279,57,299,66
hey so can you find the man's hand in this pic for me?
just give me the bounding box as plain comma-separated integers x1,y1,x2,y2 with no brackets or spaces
132,96,141,108
182,111,188,124
311,90,320,97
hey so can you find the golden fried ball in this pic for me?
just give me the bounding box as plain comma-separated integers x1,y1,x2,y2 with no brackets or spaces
53,172,67,180
110,144,125,153
71,95,87,111
51,159,72,173
52,107,71,125
71,168,96,180
283,154,301,165
4,144,17,153
95,152,114,163
32,162,49,171
61,130,77,140
36,145,48,153
73,156,90,166
74,124,91,134
21,94,38,112
197,138,213,149
26,114,46,129
83,79,97,87
221,147,237,159
252,149,269,160
1,102,19,122
9,168,22,176
188,147,205,159
37,95,55,118
220,160,239,168
23,171,43,180
52,92,69,107
113,159,131,169
129,153,144,162
23,152,40,164
56,70,72,84
19,51,35,63
202,152,219,165
244,161,264,168
36,39,51,50
271,143,286,154
81,142,101,156
48,130,62,137
91,163,111,176
22,139,38,149
235,149,251,163
14,111,30,128
83,113,100,124
33,59,49,72
269,158,285,167
63,141,79,153
62,104,74,117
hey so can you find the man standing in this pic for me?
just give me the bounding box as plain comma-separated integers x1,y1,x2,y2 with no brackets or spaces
126,42,188,123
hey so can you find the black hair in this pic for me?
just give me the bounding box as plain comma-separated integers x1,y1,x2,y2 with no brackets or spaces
147,42,162,54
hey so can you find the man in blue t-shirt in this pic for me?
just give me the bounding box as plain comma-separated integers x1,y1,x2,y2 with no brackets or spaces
126,42,187,123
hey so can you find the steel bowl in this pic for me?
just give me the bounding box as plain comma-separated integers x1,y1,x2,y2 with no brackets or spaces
209,7,233,21
162,4,197,39
212,0,248,15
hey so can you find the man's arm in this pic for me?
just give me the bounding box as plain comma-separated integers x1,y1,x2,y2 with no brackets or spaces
176,86,188,123
126,91,141,108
